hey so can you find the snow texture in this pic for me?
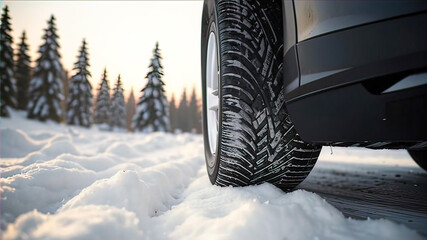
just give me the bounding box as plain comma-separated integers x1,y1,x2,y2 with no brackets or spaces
0,110,424,240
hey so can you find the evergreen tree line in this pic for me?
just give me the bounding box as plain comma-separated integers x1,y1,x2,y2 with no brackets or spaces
169,87,201,133
0,6,202,134
92,68,135,131
1,7,76,123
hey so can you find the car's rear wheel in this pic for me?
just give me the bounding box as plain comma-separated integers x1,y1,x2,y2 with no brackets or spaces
408,150,427,171
201,0,321,190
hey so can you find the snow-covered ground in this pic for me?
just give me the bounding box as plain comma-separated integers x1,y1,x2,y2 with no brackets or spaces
1,110,424,240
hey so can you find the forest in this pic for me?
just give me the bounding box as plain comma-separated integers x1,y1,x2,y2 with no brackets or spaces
0,5,202,133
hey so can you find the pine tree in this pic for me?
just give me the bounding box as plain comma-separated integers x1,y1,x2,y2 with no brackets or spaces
94,68,111,126
188,86,200,133
126,88,136,132
177,88,189,132
15,31,31,110
133,42,169,132
27,15,63,122
111,74,126,129
169,93,178,132
0,6,16,117
61,69,69,120
66,39,92,127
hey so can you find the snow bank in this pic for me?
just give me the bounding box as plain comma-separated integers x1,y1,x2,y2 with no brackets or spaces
1,159,97,224
3,206,144,240
1,110,424,240
157,177,422,240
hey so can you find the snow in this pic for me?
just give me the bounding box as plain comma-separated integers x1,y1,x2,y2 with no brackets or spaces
47,71,53,83
0,129,43,158
133,44,169,132
1,110,424,240
154,99,162,111
29,77,43,91
33,96,46,116
4,206,144,240
41,60,50,69
152,77,160,86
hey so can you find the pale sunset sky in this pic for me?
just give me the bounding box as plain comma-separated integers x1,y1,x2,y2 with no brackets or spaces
4,1,203,101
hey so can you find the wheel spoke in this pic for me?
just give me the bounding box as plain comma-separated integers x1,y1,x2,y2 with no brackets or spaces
212,89,218,96
209,105,218,111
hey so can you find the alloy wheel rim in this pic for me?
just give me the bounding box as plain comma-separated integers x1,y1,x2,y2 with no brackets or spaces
206,31,220,164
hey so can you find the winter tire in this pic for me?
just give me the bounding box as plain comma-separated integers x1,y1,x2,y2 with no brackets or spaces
408,150,427,171
201,0,321,190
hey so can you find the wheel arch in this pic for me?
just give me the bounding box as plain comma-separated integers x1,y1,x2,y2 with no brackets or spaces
281,0,301,98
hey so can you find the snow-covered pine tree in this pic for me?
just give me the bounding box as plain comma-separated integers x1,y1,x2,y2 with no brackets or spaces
66,39,92,127
133,42,169,132
126,88,136,132
94,68,111,126
188,87,200,133
169,93,178,132
0,5,16,117
15,31,32,110
27,15,64,122
111,74,126,129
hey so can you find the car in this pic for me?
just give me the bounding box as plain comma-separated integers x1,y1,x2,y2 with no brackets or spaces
200,0,427,190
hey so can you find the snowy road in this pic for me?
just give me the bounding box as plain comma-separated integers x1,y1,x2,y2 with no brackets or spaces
299,158,427,236
1,111,426,240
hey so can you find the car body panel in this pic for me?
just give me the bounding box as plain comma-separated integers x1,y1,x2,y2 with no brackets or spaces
294,0,427,42
293,11,427,99
282,0,300,96
281,1,427,145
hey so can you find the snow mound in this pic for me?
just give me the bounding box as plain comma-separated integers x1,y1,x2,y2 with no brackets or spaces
39,137,79,158
59,154,118,172
60,170,162,218
28,131,56,141
1,159,97,224
60,155,201,224
158,179,423,240
0,129,43,158
3,206,144,240
105,142,140,158
132,132,183,152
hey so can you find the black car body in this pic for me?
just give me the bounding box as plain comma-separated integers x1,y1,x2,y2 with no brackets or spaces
283,0,427,147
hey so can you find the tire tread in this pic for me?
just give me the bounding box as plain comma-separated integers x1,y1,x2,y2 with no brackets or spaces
215,0,321,190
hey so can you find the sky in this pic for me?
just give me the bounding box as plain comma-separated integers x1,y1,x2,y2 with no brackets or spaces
4,1,203,101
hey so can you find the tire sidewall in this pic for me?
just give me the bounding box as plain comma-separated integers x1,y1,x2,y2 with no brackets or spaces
202,0,222,184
